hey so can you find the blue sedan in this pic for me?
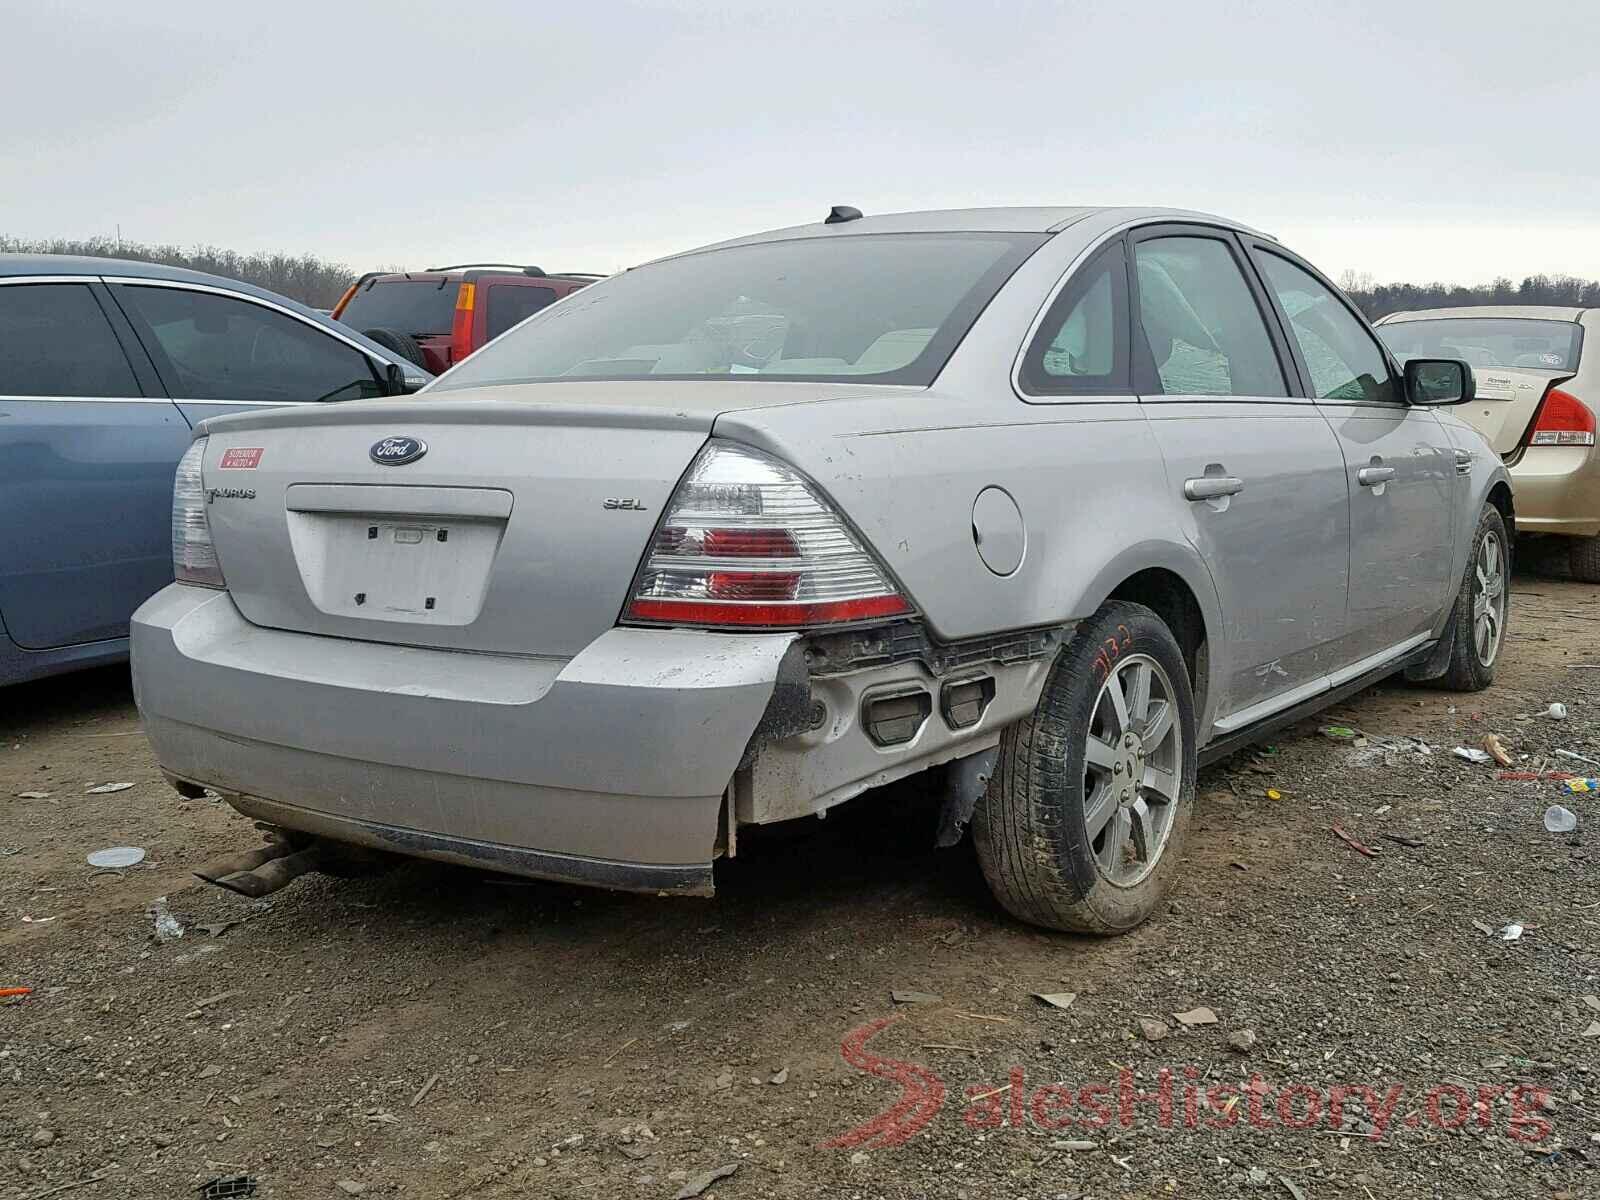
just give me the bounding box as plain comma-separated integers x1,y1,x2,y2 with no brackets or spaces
0,255,431,686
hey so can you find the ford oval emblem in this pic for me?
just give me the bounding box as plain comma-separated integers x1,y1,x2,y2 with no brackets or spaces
370,436,427,466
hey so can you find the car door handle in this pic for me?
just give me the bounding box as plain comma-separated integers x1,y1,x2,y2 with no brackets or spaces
1183,476,1245,501
1358,466,1397,487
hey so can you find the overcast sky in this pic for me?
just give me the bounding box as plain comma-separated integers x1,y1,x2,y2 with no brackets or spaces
4,0,1597,283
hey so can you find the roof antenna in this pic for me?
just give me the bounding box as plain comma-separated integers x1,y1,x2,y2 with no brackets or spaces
825,205,863,224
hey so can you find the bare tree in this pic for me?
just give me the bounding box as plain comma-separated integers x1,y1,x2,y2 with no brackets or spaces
1338,271,1600,320
1337,269,1375,294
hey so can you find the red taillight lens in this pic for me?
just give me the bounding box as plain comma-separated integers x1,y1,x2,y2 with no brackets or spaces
1530,387,1596,446
449,282,476,365
703,528,800,558
625,595,911,625
624,443,911,629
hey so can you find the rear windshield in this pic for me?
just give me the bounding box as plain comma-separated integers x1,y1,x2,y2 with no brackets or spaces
338,278,460,338
1378,317,1583,371
486,284,560,340
431,232,1047,390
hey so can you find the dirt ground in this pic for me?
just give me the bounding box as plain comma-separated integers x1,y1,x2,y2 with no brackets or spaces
3,573,1599,1200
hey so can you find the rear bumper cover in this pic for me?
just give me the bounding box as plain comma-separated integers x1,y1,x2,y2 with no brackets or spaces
1509,446,1600,538
131,585,796,894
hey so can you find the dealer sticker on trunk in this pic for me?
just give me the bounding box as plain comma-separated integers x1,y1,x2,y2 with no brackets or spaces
219,447,264,470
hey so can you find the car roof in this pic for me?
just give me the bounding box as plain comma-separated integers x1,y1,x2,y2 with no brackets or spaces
360,268,597,282
1,253,298,300
1379,305,1589,323
666,206,1273,259
0,253,432,378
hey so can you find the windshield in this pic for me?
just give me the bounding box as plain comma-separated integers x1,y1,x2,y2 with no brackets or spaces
1378,317,1583,371
338,278,460,338
431,232,1047,390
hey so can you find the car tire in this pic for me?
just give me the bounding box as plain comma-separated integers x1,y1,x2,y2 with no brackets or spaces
1427,503,1510,692
973,600,1196,934
362,327,429,370
1570,533,1600,584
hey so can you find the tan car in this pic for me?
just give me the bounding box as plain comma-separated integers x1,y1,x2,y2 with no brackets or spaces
1377,306,1600,580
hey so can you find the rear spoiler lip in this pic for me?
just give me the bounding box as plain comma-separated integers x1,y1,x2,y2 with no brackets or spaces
192,396,724,439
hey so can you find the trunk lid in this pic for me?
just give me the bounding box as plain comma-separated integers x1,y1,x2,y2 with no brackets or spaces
1456,367,1574,456
195,381,894,656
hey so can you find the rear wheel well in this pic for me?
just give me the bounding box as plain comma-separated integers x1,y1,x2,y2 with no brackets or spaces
1487,482,1515,542
1106,569,1208,708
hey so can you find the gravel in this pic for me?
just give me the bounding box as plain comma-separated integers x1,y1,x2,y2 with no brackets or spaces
2,574,1597,1197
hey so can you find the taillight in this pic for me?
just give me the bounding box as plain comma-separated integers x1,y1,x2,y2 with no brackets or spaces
172,438,225,589
624,442,911,628
1529,387,1596,446
449,282,476,365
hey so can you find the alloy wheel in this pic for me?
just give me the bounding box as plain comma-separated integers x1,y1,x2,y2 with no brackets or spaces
1472,531,1506,667
1081,653,1183,886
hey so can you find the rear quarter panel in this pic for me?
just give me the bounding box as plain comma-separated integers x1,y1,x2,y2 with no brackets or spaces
713,385,1227,753
715,392,1209,639
1435,410,1515,594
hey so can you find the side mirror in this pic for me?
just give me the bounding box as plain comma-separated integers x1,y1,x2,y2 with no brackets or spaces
1405,358,1474,406
383,362,425,396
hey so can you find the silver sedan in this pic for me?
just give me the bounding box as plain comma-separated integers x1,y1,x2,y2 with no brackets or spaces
132,206,1511,932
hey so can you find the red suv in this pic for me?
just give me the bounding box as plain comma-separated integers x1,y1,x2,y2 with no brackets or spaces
331,264,600,375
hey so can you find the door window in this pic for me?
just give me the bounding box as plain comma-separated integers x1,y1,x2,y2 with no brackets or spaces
1132,236,1287,397
486,285,559,341
1254,253,1399,404
1019,243,1129,395
115,286,383,403
0,283,141,397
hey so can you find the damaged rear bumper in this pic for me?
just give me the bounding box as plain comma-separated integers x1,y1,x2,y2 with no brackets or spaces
133,586,1060,897
132,584,797,895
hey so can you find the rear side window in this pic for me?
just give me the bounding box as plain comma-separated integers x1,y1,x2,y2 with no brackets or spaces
338,279,460,337
1019,242,1129,395
486,285,558,340
116,286,383,403
1132,236,1287,397
1254,253,1398,404
0,283,140,397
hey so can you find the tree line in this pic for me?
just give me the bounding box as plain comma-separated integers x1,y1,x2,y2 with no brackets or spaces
0,235,359,308
1338,270,1600,320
